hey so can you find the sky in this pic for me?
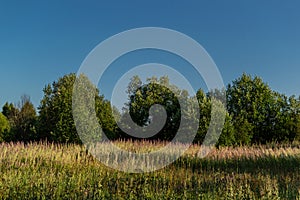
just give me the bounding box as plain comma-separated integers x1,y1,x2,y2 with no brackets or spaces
0,1,300,110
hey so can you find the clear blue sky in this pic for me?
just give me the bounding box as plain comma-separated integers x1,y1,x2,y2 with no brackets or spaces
1,1,300,110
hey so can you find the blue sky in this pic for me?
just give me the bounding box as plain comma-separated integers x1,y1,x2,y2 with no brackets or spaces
1,1,300,110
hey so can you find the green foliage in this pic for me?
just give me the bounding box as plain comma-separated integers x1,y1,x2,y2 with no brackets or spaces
124,76,181,140
73,74,120,143
233,116,253,145
17,95,37,142
38,73,79,143
217,112,235,146
38,73,119,144
195,89,235,146
122,75,199,141
2,72,300,145
194,89,211,143
0,113,10,141
95,99,120,140
276,95,300,142
2,102,17,119
227,73,278,144
1,95,37,142
123,73,300,146
227,73,300,144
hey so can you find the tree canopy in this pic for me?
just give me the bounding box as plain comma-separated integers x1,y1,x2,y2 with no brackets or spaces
38,73,118,143
1,72,300,146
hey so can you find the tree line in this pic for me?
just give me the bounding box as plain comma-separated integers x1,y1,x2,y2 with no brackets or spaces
0,73,299,146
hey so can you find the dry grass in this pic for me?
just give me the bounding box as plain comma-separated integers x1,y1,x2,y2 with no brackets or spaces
0,141,299,199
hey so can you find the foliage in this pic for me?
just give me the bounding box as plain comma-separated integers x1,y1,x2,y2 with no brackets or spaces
195,89,235,146
1,72,300,145
274,94,300,142
95,99,120,140
38,73,119,143
0,113,10,141
2,102,17,118
38,73,79,143
217,112,235,146
123,76,182,140
1,95,37,142
227,73,300,144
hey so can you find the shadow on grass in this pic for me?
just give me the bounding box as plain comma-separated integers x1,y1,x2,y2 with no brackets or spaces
173,155,300,175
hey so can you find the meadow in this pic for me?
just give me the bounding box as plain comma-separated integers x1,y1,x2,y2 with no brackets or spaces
0,141,300,199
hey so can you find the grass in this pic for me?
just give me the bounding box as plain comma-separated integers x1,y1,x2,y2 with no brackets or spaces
0,141,299,199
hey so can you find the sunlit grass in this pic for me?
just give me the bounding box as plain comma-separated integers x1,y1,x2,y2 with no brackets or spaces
0,141,299,199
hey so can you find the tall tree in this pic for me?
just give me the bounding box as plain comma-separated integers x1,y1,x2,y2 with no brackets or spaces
194,89,211,143
17,95,37,141
38,73,118,143
195,89,235,146
1,95,37,142
274,94,300,142
122,76,181,140
121,75,201,142
2,102,18,119
38,73,79,143
0,112,10,142
227,73,278,144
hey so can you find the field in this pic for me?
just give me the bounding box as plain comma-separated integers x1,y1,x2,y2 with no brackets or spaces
0,141,300,199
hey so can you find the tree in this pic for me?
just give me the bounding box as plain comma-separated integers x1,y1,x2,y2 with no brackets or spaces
17,95,37,142
121,76,181,140
38,73,80,143
195,89,235,146
121,75,199,142
1,95,37,142
2,102,18,119
216,112,235,147
232,116,253,145
273,94,300,142
39,73,83,143
38,73,118,143
227,73,279,144
194,89,211,143
0,112,10,142
95,98,120,140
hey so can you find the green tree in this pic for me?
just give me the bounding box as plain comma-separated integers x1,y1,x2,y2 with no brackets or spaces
233,116,253,145
122,75,200,142
39,73,85,143
122,76,181,140
1,95,37,142
0,112,10,142
217,112,235,147
95,99,120,140
195,89,235,146
17,95,37,142
2,102,18,119
227,73,277,144
273,94,300,142
194,89,211,143
38,73,118,143
289,96,300,141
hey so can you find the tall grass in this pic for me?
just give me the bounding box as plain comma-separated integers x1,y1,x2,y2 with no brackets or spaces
0,141,299,199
